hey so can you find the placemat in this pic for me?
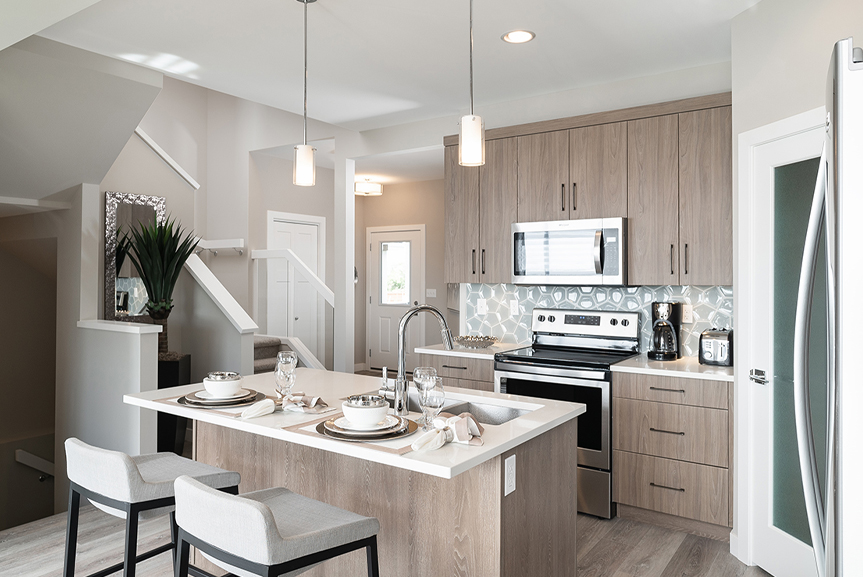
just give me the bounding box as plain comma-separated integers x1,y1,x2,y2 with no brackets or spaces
283,413,418,456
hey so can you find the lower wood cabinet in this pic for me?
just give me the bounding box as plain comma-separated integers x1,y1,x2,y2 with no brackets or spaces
418,353,494,392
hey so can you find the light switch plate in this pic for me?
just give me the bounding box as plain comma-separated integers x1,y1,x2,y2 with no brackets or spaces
509,299,519,317
682,304,694,324
504,455,516,496
426,288,436,298
477,298,488,315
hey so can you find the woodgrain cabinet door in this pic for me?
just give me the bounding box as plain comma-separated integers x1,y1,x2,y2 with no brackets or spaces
479,138,518,283
679,106,733,286
569,122,628,220
517,131,570,223
627,115,680,285
444,145,480,283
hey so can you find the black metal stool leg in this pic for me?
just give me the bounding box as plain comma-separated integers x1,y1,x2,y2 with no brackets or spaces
63,488,81,577
175,532,191,577
123,504,140,577
366,536,380,577
170,511,179,574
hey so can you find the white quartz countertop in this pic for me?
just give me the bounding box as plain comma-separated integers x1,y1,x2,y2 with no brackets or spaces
415,342,526,360
611,353,734,382
124,368,584,479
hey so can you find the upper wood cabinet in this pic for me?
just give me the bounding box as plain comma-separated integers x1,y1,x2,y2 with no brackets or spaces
517,131,569,222
479,138,518,283
569,122,628,219
444,145,479,283
627,114,680,286
679,107,733,286
444,140,518,284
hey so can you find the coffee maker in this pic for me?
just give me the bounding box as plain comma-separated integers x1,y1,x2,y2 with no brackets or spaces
647,302,682,361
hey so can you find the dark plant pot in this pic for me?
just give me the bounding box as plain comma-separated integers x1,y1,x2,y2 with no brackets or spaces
157,353,191,455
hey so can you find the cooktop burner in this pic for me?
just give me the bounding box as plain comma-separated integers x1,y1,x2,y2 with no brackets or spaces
495,346,639,370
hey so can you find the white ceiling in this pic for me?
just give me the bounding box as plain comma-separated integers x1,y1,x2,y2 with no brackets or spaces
36,0,758,182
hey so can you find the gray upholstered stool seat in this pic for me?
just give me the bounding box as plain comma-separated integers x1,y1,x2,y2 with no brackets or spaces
63,438,240,577
174,475,381,577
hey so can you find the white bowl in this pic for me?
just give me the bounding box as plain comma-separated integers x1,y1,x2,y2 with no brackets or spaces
203,372,243,398
341,401,389,428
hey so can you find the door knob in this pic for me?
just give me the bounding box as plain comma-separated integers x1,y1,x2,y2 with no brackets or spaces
294,317,299,321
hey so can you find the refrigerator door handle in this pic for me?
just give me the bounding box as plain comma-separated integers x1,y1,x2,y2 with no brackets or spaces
793,143,829,577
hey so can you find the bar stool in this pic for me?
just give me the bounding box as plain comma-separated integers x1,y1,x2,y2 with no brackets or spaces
63,438,241,577
173,475,381,577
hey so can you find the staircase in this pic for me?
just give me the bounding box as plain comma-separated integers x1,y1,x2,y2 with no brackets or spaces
254,335,282,374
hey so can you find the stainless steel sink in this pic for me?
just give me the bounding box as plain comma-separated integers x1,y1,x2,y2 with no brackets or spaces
368,391,531,426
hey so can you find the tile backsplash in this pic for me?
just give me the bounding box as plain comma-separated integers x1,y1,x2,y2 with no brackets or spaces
463,284,733,358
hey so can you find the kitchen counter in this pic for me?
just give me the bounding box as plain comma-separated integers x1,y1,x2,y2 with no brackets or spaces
612,353,734,382
414,341,526,360
124,368,582,576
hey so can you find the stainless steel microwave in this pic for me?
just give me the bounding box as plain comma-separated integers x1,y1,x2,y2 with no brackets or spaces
511,218,627,285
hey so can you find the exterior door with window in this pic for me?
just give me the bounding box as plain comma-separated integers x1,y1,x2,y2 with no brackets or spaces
367,227,424,371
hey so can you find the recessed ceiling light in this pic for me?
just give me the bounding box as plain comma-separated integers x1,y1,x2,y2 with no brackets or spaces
501,30,535,44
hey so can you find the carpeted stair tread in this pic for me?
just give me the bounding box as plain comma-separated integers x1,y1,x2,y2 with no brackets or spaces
254,357,278,374
254,335,283,360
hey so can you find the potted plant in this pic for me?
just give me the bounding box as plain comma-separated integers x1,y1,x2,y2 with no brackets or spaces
125,217,199,357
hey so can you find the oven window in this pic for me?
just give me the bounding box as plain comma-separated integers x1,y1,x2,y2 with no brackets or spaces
503,377,603,452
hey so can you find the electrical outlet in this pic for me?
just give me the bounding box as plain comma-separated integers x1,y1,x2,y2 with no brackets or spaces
682,304,694,324
426,288,436,298
510,299,519,317
504,455,516,496
477,298,488,315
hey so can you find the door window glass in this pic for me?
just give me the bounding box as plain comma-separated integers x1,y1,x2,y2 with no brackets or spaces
381,241,410,305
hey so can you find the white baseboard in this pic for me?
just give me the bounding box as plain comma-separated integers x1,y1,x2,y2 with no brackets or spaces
354,363,369,372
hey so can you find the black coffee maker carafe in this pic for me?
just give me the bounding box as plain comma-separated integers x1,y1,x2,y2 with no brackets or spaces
647,302,682,361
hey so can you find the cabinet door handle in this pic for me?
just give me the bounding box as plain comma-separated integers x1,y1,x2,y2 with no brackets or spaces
572,182,577,211
649,386,686,394
650,427,685,436
650,482,685,492
481,249,486,275
685,243,689,275
561,184,566,212
442,364,468,370
670,244,675,275
471,249,476,275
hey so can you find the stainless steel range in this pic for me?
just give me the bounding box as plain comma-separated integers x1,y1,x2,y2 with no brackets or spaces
494,308,640,519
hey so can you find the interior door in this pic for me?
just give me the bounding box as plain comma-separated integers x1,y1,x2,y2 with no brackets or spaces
267,219,320,358
367,227,423,372
747,124,824,577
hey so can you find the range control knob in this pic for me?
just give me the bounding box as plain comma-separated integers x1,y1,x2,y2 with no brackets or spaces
537,315,546,322
609,318,618,326
548,315,556,323
621,319,630,327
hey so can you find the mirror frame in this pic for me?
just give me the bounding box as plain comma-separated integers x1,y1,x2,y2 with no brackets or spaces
105,191,167,322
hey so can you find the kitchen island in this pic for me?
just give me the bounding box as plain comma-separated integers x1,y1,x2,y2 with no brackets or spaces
125,368,584,577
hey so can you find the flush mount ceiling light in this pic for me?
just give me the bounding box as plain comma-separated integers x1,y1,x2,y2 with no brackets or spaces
293,0,316,186
458,0,485,167
354,179,383,196
501,30,535,44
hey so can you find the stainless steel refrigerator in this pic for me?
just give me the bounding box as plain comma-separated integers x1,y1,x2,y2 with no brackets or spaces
794,37,863,577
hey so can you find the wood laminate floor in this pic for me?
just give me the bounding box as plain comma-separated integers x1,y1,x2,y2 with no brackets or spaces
0,506,773,577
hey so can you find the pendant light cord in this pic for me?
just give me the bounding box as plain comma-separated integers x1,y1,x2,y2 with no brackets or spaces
303,0,308,146
469,0,474,116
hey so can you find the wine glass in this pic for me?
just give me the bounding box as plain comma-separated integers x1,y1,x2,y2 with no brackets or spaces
420,378,445,431
274,351,298,400
412,367,437,424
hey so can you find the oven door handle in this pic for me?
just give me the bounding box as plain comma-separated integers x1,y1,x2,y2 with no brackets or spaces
494,369,610,389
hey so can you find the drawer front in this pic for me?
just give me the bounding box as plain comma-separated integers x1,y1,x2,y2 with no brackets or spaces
418,354,494,382
613,450,729,527
456,378,494,392
614,372,728,409
613,398,728,467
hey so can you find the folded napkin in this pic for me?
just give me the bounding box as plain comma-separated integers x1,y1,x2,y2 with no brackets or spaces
411,412,484,452
282,394,331,414
240,399,275,419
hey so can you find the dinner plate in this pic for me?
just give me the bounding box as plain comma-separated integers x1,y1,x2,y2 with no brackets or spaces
182,389,259,407
317,418,417,442
195,388,250,401
333,415,400,432
323,415,409,438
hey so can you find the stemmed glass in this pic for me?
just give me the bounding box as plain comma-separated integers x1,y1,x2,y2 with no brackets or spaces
274,351,298,400
412,367,437,425
419,378,445,431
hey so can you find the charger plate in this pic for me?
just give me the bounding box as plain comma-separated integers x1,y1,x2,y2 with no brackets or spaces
180,390,263,408
317,417,417,442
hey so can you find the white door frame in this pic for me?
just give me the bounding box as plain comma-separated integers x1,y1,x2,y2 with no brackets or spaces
734,106,826,566
365,224,426,369
267,210,327,357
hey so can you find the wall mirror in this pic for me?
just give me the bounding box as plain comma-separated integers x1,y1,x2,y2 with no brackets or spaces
105,191,166,322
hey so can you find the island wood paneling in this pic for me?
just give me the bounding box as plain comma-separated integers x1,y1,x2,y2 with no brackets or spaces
569,121,628,220
195,416,578,577
613,397,729,468
613,372,729,410
444,145,480,283
517,130,570,223
679,106,733,286
479,137,518,283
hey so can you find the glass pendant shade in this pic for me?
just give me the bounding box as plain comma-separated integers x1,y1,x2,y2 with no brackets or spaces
293,144,316,186
459,114,485,166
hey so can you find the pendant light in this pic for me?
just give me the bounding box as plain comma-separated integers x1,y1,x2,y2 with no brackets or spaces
293,0,316,186
458,0,485,167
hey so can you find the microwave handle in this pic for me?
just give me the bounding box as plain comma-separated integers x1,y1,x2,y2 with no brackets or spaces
593,230,603,274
